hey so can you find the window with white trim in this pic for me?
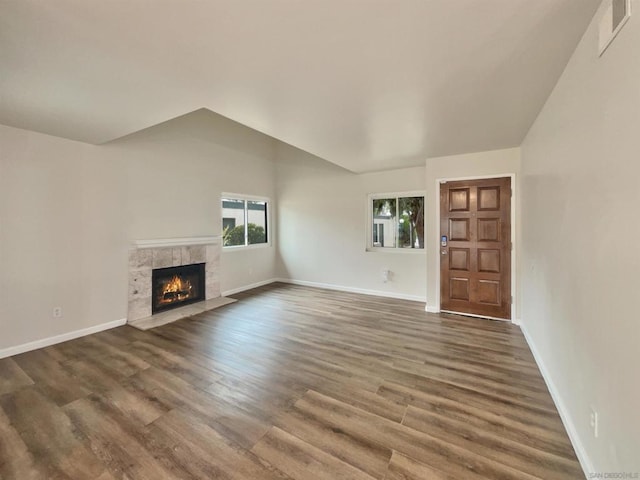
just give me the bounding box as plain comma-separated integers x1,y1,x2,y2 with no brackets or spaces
222,195,269,247
368,192,424,250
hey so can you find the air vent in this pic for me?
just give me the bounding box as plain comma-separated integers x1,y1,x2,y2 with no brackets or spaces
599,0,631,55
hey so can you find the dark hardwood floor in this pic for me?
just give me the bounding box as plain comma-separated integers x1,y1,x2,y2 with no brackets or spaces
0,283,583,479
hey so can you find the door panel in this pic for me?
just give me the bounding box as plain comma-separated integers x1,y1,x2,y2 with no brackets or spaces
478,249,500,273
477,186,500,210
450,278,470,300
477,218,501,241
449,188,471,211
440,177,511,319
449,248,470,271
477,280,501,305
449,218,470,241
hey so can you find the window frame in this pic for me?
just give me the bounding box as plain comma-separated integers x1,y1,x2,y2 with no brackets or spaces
221,192,271,250
366,190,426,253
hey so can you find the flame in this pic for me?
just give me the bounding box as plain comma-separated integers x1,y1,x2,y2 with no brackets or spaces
163,275,185,295
159,275,193,304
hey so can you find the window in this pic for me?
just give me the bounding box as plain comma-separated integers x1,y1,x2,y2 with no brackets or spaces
369,192,424,250
222,195,269,247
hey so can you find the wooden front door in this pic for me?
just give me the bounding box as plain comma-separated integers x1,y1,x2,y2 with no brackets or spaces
440,177,511,319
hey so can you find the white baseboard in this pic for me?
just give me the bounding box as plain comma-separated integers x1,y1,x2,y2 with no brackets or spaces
276,278,427,303
221,278,280,297
519,321,592,479
0,318,127,359
424,305,520,325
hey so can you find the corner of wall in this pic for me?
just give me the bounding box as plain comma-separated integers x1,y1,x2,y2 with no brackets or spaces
519,319,593,478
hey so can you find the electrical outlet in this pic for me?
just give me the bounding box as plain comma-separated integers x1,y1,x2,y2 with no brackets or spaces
52,307,63,318
590,407,599,438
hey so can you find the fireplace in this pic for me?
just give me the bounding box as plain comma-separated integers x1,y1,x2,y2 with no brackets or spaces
128,239,221,322
152,263,205,314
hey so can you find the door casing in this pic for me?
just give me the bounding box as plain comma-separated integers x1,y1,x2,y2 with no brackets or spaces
434,173,517,323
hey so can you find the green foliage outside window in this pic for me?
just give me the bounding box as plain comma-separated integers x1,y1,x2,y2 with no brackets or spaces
223,223,266,247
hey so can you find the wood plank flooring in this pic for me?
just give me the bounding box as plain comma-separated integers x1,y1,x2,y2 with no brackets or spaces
0,282,583,479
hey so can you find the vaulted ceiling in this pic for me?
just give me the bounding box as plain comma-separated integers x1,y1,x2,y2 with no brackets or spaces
0,0,600,172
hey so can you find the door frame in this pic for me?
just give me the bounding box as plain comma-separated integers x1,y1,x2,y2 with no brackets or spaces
434,173,517,324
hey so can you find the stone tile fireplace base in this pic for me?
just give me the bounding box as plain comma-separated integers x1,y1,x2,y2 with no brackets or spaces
127,237,223,327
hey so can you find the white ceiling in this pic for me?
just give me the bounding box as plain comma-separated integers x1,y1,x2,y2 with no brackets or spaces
0,0,600,172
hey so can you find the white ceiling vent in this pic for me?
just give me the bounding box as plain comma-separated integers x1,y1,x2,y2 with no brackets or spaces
599,0,632,55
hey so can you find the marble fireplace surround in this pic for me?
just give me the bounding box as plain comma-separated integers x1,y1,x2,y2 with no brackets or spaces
127,237,223,326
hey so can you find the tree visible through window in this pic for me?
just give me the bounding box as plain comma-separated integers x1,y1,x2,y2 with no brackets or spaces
222,197,268,247
371,195,424,249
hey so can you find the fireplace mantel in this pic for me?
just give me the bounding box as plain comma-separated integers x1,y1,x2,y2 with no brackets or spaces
133,236,221,249
127,237,221,323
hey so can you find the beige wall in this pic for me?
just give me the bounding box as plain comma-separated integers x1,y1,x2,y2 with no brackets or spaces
276,143,427,300
0,128,127,350
424,148,521,315
0,109,277,351
100,110,278,296
520,0,640,473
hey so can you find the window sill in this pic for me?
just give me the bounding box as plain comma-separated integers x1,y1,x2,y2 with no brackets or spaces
222,243,272,252
366,247,426,254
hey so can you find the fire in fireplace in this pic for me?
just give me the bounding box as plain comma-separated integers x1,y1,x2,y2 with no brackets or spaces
152,263,205,314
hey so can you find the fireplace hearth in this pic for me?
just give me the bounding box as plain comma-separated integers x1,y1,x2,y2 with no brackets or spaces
152,263,205,314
